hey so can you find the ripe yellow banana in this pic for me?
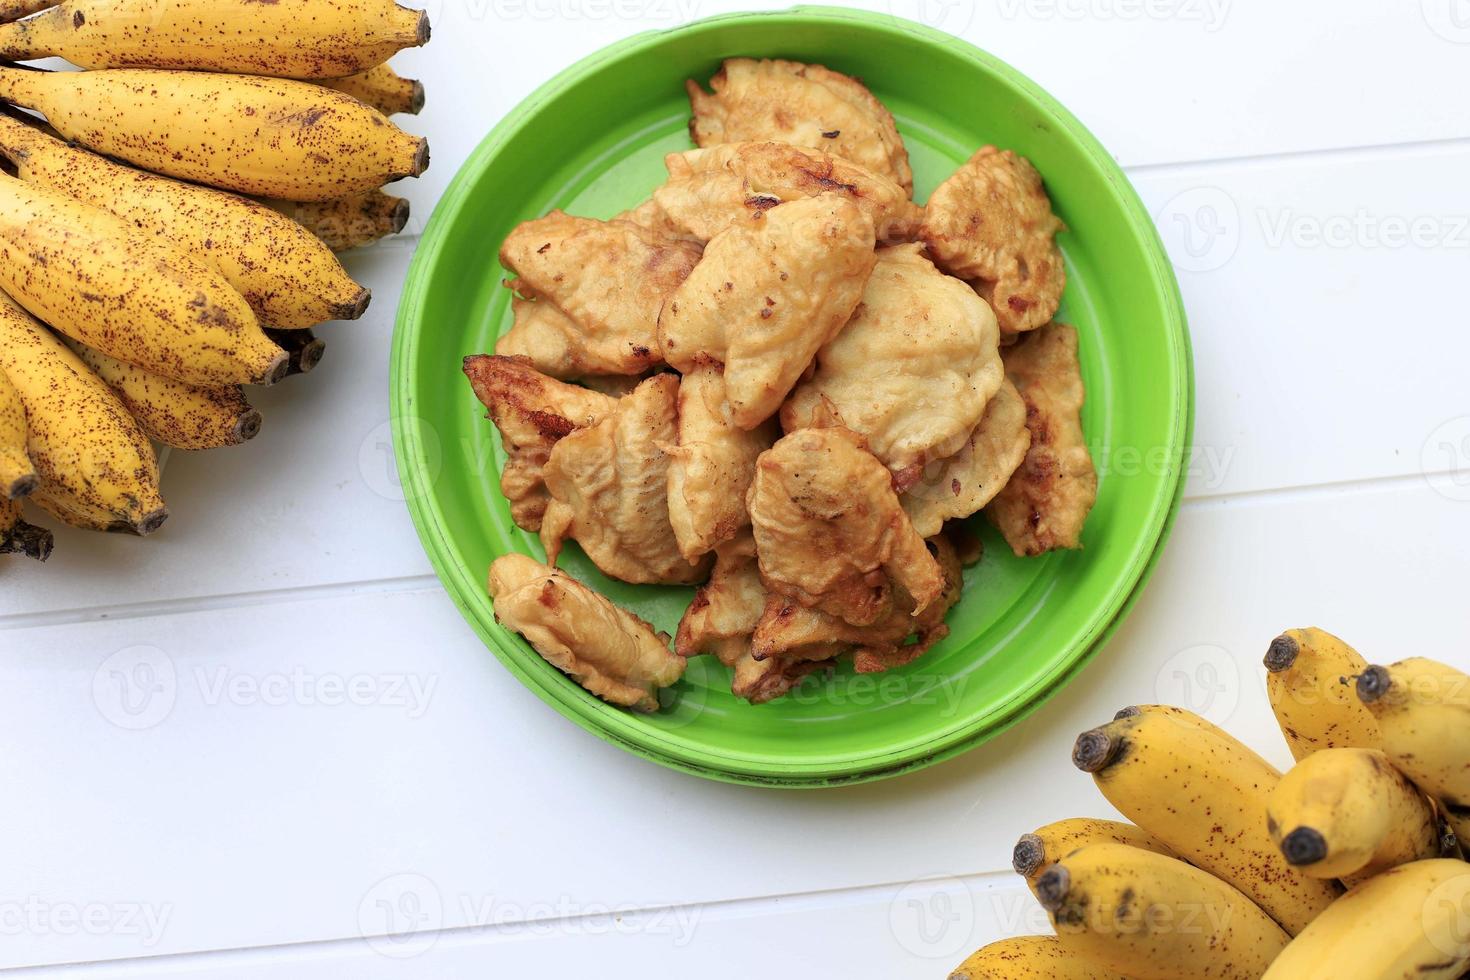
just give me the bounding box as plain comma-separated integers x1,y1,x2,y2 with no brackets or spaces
0,0,51,23
1263,859,1470,979
1265,627,1380,759
63,338,261,451
1012,817,1177,898
0,362,37,498
0,175,286,387
1,495,50,560
0,0,429,78
1358,658,1470,844
266,189,410,251
320,63,425,116
1267,747,1439,880
0,114,369,329
264,329,326,377
948,935,1125,979
0,67,428,202
0,290,165,534
1073,705,1341,934
1038,842,1289,979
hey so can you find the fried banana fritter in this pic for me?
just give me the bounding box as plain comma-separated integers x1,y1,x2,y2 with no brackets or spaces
674,535,836,704
463,354,618,533
687,58,914,194
541,374,710,585
497,211,701,377
747,416,944,628
654,141,921,243
489,553,684,712
921,146,1065,335
985,323,1097,556
664,360,778,562
752,533,964,674
782,243,1004,484
902,378,1031,538
658,195,876,429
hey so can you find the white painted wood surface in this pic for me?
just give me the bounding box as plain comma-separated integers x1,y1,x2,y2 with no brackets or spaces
3,1,1469,975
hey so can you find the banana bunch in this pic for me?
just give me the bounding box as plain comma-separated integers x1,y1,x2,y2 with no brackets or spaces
0,1,429,562
950,628,1470,979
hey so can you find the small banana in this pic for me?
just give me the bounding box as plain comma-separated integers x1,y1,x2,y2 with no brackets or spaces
0,0,428,78
264,329,326,377
1073,705,1342,934
948,935,1126,980
1037,842,1289,979
1358,658,1470,844
0,114,368,329
1267,747,1439,880
1012,817,1177,898
1,495,51,560
320,63,425,116
0,0,51,23
0,175,286,387
1265,627,1380,759
0,67,428,202
63,339,261,451
1263,859,1470,979
266,189,410,251
0,291,165,535
0,362,37,498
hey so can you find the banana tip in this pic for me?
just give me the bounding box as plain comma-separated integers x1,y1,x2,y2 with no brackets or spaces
408,80,426,115
390,197,410,233
136,508,168,537
1011,834,1045,877
297,338,326,374
6,473,36,499
1113,705,1141,720
1072,727,1120,773
410,138,430,177
1264,633,1299,672
235,410,263,444
1280,826,1328,866
415,9,432,45
1034,865,1070,911
261,350,292,387
334,286,372,321
1356,665,1391,704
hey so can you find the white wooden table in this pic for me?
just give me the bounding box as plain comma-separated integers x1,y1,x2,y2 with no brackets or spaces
4,1,1469,975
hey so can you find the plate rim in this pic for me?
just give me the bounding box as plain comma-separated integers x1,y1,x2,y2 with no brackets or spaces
391,5,1195,787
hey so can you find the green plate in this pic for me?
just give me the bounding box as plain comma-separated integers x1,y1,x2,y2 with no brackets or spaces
392,7,1192,786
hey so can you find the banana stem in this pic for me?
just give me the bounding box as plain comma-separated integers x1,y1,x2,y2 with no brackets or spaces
1072,727,1123,772
1265,633,1300,672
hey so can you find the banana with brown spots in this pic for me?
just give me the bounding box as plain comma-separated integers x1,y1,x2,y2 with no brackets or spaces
1072,705,1342,934
948,936,1126,980
0,0,51,23
1038,842,1289,980
0,66,428,202
0,291,166,535
1264,627,1380,760
0,113,369,329
320,63,425,116
0,362,36,499
0,175,286,387
0,0,428,79
264,189,410,251
62,338,262,451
